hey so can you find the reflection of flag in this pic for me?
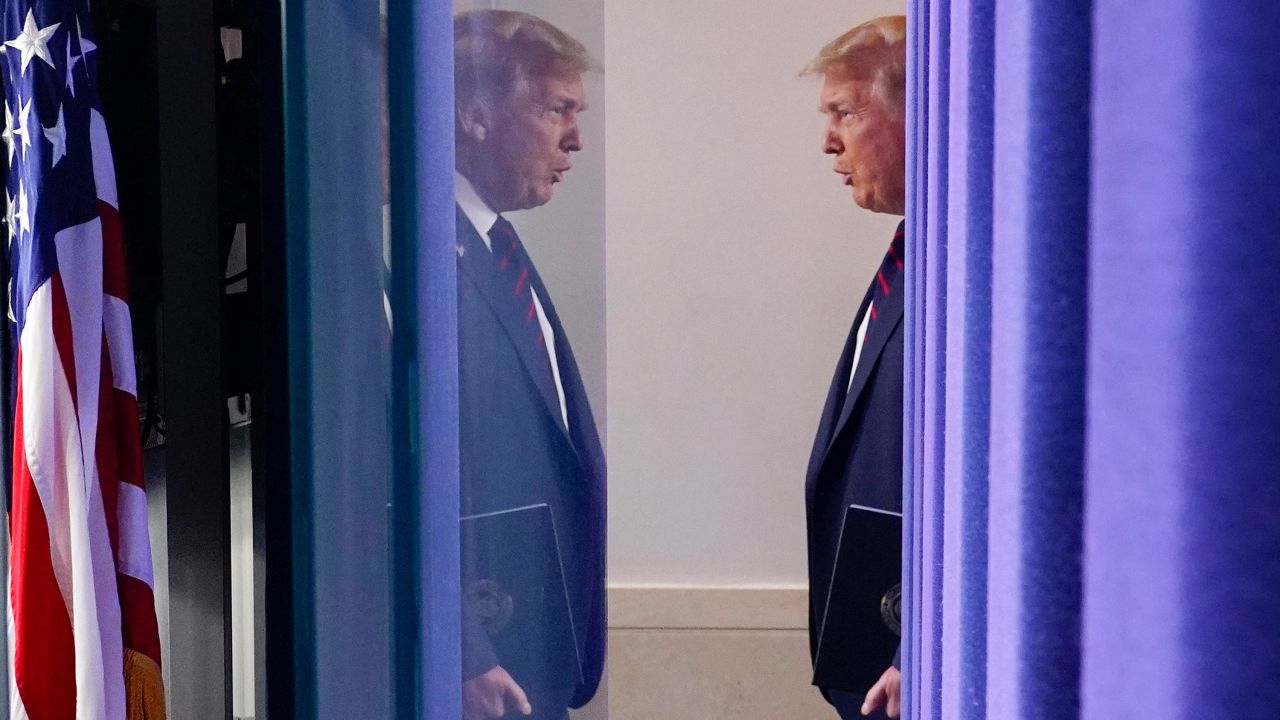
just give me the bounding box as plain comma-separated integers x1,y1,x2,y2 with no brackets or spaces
3,0,165,717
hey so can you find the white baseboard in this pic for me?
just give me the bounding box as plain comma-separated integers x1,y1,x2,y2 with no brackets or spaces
608,584,810,630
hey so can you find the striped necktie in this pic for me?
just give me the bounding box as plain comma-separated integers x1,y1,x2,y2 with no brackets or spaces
868,220,906,323
489,215,558,393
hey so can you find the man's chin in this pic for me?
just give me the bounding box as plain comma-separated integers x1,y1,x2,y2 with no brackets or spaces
852,187,898,215
533,186,556,207
852,187,875,211
510,190,554,212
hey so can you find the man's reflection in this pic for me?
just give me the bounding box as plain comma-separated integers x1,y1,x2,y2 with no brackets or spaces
453,11,605,720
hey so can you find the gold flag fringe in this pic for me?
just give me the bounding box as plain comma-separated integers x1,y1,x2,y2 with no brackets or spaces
124,648,167,720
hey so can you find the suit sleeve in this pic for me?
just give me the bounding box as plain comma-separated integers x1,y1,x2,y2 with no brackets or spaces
893,642,901,670
462,614,499,681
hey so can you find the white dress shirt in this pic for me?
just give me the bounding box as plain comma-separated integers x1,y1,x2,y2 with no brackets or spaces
849,300,874,392
456,172,570,430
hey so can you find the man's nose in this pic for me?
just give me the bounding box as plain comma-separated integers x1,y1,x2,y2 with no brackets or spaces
563,122,583,152
823,129,842,155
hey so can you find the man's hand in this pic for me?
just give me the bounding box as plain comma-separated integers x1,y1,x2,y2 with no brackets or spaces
862,666,901,718
463,666,532,719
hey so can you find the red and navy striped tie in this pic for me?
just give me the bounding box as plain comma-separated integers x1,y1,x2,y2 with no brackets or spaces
490,215,558,392
869,220,906,323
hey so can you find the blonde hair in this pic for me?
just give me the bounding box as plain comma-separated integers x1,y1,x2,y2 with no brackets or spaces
454,10,598,102
803,16,907,110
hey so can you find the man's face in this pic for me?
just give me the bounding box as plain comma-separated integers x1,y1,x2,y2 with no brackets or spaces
469,72,586,212
819,72,905,215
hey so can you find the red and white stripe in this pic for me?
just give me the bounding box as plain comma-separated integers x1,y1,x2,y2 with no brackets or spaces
8,109,162,719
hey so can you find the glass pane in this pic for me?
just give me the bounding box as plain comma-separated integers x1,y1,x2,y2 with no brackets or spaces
282,0,396,714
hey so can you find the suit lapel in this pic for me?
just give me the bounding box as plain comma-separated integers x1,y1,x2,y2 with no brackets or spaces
812,273,905,479
524,263,606,482
806,288,873,484
455,206,570,438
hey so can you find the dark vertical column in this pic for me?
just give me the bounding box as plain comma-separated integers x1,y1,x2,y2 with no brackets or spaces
249,0,291,716
156,0,231,717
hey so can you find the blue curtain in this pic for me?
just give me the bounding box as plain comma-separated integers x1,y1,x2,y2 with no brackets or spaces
1083,1,1280,718
388,0,462,717
904,1,1280,718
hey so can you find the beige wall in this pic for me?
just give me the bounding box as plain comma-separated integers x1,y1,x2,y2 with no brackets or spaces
605,0,906,588
602,0,904,717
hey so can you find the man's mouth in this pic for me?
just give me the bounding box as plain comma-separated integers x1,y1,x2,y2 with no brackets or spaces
552,168,570,183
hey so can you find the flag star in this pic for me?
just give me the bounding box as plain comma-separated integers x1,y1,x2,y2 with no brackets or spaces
77,16,97,56
4,9,61,74
65,38,77,97
14,184,31,238
44,105,67,167
456,244,467,257
66,16,98,97
2,102,15,163
6,191,16,246
13,97,33,157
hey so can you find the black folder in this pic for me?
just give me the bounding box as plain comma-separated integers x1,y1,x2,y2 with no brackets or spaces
812,503,902,693
461,503,582,692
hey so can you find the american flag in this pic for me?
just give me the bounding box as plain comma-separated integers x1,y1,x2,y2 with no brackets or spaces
3,0,165,717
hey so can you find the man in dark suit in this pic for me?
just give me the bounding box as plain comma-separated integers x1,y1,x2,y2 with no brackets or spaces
452,11,605,720
802,16,908,720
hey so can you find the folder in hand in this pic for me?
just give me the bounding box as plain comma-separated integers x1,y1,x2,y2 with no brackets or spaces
812,503,902,693
461,503,583,692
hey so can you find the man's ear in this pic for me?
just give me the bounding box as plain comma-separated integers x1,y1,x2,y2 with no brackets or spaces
456,97,490,143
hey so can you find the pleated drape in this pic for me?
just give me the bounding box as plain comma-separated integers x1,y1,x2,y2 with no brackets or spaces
938,0,992,718
903,1,1280,718
1082,2,1280,718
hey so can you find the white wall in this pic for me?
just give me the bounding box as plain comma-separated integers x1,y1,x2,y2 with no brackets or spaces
605,0,906,587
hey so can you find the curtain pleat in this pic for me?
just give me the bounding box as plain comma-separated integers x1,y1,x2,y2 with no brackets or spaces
919,1,952,719
985,0,1091,717
1082,2,1280,718
903,2,925,718
903,1,931,717
939,0,993,718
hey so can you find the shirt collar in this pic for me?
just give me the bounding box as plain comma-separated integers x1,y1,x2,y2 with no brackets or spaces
454,171,499,251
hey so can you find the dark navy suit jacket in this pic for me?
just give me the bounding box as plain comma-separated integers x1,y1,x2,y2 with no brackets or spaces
805,233,905,694
455,206,607,709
